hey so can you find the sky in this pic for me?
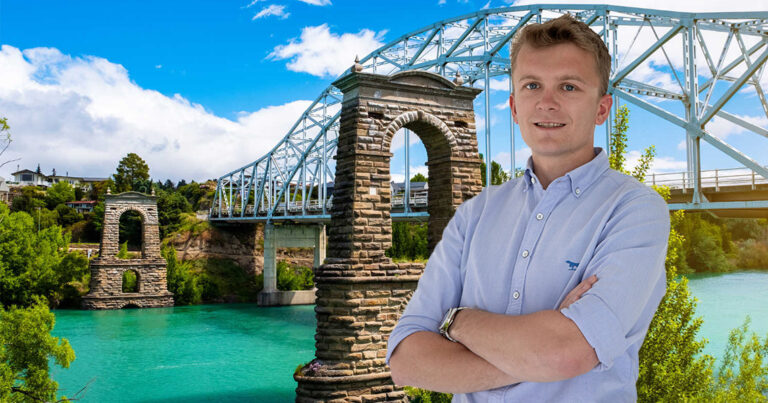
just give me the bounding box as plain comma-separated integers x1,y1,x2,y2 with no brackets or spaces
1,0,767,183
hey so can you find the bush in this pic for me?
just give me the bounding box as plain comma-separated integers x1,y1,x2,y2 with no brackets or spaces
122,270,138,292
0,299,75,402
277,261,314,291
404,386,452,403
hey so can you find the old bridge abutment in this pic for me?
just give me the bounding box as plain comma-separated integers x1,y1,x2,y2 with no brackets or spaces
83,191,174,310
294,70,483,401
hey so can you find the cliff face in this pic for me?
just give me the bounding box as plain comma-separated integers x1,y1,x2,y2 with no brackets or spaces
167,223,315,275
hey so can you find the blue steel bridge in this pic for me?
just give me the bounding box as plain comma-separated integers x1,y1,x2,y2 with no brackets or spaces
210,5,768,223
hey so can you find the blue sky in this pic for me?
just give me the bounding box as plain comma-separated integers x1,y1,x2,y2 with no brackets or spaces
1,0,766,182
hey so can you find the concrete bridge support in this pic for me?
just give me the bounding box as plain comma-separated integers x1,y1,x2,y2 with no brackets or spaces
258,223,326,306
294,71,482,401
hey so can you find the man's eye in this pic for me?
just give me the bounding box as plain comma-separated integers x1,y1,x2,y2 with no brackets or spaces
563,84,576,91
524,83,539,90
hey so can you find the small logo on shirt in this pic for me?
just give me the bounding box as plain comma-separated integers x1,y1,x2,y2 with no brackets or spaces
566,260,579,271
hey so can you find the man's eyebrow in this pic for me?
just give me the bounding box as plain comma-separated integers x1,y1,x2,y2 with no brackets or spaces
515,74,588,83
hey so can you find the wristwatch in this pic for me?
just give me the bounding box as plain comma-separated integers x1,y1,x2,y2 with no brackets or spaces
439,307,468,342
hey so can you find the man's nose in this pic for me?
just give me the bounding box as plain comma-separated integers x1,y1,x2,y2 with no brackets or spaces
536,89,559,110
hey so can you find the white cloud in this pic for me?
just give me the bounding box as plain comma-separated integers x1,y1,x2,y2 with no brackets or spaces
390,128,423,152
244,0,265,8
390,165,429,183
677,140,686,150
489,76,509,91
495,100,509,110
297,0,332,5
253,4,289,19
625,149,687,173
438,0,447,4
705,114,768,140
490,148,532,169
155,64,162,69
269,24,386,78
0,45,312,181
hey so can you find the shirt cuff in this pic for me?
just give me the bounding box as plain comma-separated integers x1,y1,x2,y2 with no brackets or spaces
385,315,440,366
560,293,627,370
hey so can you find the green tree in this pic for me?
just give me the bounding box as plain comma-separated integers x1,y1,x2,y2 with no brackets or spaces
410,173,427,183
157,190,193,239
710,317,768,401
0,204,89,308
0,299,75,402
163,246,201,305
44,182,75,210
606,104,717,401
113,153,150,193
479,154,510,186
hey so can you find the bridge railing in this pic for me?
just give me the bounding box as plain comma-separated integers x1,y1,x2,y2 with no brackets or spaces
647,167,768,191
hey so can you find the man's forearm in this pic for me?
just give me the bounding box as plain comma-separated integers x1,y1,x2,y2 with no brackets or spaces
389,331,521,394
450,309,598,382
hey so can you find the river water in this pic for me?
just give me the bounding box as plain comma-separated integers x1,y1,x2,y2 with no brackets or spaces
51,271,768,402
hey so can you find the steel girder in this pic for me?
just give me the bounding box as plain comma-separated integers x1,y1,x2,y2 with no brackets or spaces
211,4,768,221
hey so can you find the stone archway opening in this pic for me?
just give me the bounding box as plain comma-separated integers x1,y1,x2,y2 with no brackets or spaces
122,269,140,293
388,128,430,262
118,210,143,259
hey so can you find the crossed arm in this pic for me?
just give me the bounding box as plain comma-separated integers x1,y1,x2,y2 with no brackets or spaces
389,275,599,394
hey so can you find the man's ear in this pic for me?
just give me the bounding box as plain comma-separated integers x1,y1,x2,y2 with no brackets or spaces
595,94,613,125
509,95,518,124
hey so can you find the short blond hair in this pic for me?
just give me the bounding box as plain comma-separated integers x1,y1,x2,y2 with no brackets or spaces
510,14,611,95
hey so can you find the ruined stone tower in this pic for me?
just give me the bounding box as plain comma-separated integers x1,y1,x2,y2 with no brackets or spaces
82,191,174,309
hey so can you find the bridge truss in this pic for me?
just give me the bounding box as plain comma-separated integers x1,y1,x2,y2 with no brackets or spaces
211,4,768,222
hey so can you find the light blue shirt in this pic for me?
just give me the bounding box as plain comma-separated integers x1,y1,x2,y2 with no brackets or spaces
386,148,670,402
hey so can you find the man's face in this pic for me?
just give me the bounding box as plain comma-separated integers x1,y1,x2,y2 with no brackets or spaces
510,42,612,163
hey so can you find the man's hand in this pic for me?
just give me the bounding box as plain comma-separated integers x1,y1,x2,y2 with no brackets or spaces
559,275,597,310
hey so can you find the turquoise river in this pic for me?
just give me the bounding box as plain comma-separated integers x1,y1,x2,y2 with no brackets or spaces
51,271,768,402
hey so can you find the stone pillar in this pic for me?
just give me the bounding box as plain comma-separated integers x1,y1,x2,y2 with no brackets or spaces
295,71,482,402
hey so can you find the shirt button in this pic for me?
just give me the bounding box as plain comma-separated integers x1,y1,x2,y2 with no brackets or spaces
530,177,536,185
536,213,543,220
522,250,530,258
575,188,581,195
513,291,520,300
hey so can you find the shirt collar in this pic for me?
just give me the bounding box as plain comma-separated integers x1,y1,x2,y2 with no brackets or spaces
523,147,609,197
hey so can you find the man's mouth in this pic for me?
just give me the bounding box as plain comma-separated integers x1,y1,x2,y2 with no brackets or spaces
535,122,566,128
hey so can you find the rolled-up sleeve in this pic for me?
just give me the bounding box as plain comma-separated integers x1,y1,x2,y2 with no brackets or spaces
560,189,670,370
385,199,473,365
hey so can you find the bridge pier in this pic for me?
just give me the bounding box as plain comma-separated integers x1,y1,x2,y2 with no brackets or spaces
257,223,326,306
295,71,482,402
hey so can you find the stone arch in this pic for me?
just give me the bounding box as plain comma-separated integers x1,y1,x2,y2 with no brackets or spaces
82,192,173,310
383,110,458,156
296,70,483,401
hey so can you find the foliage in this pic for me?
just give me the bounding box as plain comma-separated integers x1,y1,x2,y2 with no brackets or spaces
0,299,75,403
10,186,46,214
156,190,193,238
276,261,314,291
479,153,510,186
54,204,82,227
44,182,76,210
113,153,150,193
710,317,768,401
121,270,138,293
410,173,427,183
387,222,428,261
404,386,452,403
163,246,201,305
118,210,143,251
0,204,89,308
117,242,129,259
675,213,734,273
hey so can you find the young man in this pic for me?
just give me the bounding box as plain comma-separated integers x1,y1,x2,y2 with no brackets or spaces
386,15,670,401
